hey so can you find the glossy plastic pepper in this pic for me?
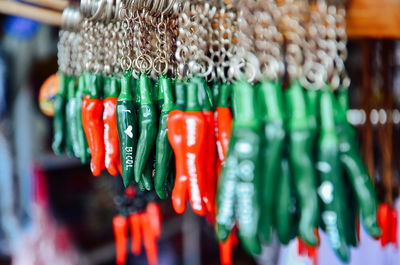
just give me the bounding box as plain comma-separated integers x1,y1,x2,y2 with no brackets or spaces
390,208,398,247
155,75,174,199
215,83,233,164
276,156,298,244
65,76,80,157
117,72,138,187
75,74,90,163
316,87,349,262
141,151,154,191
134,73,157,183
217,79,261,255
113,215,128,265
335,87,381,238
103,76,122,176
82,74,105,176
168,81,188,214
52,72,67,155
285,80,319,246
196,76,216,218
141,210,158,265
257,79,286,243
129,212,142,255
183,78,207,216
219,228,237,265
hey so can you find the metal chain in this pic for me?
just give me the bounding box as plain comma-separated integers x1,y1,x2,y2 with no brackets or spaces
281,0,307,81
135,9,153,74
215,1,237,83
254,0,284,81
229,0,260,83
175,2,191,79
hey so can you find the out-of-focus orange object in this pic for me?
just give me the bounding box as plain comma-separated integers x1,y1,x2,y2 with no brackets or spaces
39,73,59,117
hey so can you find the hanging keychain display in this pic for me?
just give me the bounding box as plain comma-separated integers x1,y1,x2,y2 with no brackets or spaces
40,0,386,264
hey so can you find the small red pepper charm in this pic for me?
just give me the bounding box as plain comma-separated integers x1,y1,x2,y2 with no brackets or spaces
113,215,128,265
378,202,391,246
196,78,217,220
183,79,207,216
146,202,162,239
82,74,105,176
141,210,158,265
219,229,237,265
103,76,122,176
168,81,188,214
390,207,398,248
215,84,233,165
129,212,142,256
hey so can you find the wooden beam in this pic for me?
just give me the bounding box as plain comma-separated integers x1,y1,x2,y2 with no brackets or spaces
0,1,62,27
346,0,400,38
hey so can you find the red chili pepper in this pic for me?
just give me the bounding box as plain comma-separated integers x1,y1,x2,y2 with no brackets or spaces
378,203,391,246
113,215,128,265
183,80,206,216
168,108,188,214
168,82,188,214
390,207,398,248
129,213,142,256
82,94,105,176
146,202,162,239
202,110,216,219
215,106,232,163
103,96,121,176
141,211,158,265
219,230,237,265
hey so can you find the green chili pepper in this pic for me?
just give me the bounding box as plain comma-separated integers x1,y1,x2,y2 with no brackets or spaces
212,81,221,108
285,80,319,246
257,79,286,243
141,149,154,191
134,72,158,183
65,76,79,157
52,72,67,155
154,75,174,199
217,79,261,255
117,72,138,187
343,180,359,247
336,87,381,238
75,74,90,163
276,154,298,244
316,87,349,262
232,80,261,255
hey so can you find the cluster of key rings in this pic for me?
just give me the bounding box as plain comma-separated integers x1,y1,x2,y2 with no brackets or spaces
58,0,350,91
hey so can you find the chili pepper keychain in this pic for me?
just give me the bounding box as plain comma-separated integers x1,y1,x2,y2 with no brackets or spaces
155,75,174,199
82,73,105,176
117,72,138,187
258,79,286,243
65,76,80,157
195,76,216,219
103,76,122,176
215,83,233,165
217,79,261,255
134,72,157,184
113,215,128,265
182,78,207,216
168,80,188,214
276,155,299,244
52,72,67,155
316,87,349,262
129,212,142,255
335,87,381,238
285,80,319,246
75,74,90,163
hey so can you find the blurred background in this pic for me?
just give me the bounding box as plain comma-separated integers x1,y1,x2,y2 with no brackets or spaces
0,0,399,265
